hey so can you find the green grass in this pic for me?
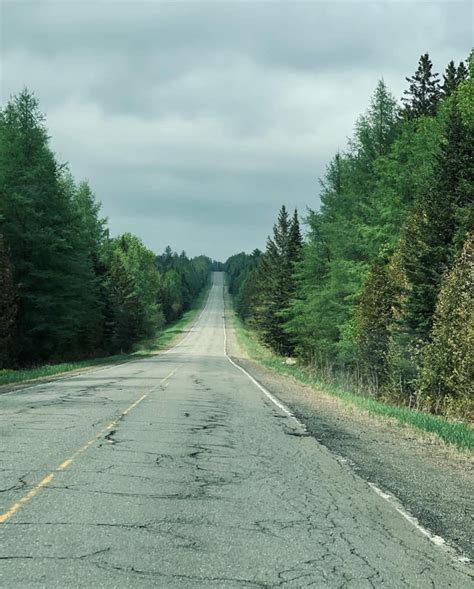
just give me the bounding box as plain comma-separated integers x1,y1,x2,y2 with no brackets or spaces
0,282,211,388
232,312,474,453
135,281,211,354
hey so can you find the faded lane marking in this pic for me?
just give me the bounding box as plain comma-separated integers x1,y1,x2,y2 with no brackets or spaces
0,367,178,524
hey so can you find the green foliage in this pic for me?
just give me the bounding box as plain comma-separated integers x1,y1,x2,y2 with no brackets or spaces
102,234,163,353
227,53,473,421
156,248,211,322
386,99,474,397
0,90,101,363
0,285,210,387
285,81,400,368
457,52,474,127
225,207,303,354
232,311,473,452
0,89,211,368
417,234,474,419
441,61,458,98
354,259,397,390
441,60,468,98
402,53,441,119
0,234,17,367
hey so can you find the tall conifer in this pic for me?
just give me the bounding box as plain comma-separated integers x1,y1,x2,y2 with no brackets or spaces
0,234,17,367
402,53,440,119
386,99,473,397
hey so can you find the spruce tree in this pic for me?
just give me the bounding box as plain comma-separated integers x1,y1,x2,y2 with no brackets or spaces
442,60,469,98
288,209,303,264
252,206,302,354
441,60,459,98
388,99,473,398
402,53,441,119
456,61,469,85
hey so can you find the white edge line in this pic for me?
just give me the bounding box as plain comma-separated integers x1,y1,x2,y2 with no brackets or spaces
368,482,471,564
222,289,301,423
222,285,471,566
226,353,294,418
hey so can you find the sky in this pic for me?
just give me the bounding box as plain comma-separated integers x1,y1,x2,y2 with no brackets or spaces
1,1,472,260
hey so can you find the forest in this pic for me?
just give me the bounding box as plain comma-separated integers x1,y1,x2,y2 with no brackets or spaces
226,53,473,420
0,90,211,369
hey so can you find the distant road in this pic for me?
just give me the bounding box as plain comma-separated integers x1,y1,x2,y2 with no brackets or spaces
0,273,471,587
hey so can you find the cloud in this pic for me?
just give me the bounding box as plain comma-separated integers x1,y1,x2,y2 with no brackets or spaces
1,0,472,258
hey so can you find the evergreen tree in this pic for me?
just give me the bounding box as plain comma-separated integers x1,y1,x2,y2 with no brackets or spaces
156,247,211,323
405,101,471,334
417,234,473,418
386,99,473,396
355,259,397,390
402,53,441,119
0,234,17,368
251,206,302,354
0,89,100,363
0,89,211,368
103,234,164,352
226,53,472,418
288,209,303,263
457,52,474,126
456,60,469,85
222,52,474,418
441,60,459,98
61,175,108,353
353,79,400,162
442,60,469,98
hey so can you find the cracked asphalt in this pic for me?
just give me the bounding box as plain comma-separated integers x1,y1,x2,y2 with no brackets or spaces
0,274,472,588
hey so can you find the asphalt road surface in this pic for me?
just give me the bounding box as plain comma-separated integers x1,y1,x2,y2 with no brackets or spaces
0,273,471,588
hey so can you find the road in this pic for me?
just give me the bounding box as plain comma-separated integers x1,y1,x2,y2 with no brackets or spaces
0,273,471,587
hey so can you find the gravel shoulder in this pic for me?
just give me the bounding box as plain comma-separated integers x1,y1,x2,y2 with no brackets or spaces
225,307,474,562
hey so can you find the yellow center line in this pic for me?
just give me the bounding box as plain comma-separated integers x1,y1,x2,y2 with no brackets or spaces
0,366,179,525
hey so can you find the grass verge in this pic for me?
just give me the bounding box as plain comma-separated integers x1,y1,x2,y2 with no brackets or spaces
0,281,211,388
231,311,473,453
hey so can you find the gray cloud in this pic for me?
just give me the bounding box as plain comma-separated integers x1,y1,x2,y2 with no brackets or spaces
1,1,472,259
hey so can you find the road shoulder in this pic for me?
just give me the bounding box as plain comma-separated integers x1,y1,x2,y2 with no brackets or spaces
224,301,474,562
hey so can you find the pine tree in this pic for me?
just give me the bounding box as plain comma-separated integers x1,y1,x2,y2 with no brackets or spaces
402,53,441,119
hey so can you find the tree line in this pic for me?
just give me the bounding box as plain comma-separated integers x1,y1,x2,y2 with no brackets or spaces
226,53,473,420
0,90,211,369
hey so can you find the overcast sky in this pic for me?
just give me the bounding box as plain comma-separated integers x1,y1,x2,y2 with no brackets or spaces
1,1,472,259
